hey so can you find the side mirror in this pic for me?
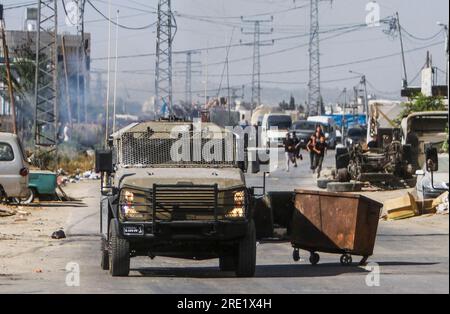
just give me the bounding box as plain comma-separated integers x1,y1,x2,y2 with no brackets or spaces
425,147,438,172
96,150,114,173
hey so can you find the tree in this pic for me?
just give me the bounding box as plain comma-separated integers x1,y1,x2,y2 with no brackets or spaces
0,39,37,145
399,93,446,121
289,95,295,110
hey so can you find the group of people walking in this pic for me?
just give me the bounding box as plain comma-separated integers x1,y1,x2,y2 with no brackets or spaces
283,125,328,178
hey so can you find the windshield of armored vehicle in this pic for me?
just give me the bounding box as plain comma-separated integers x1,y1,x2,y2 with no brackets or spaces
115,128,238,168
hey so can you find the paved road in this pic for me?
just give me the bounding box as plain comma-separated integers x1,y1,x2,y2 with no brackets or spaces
0,151,448,294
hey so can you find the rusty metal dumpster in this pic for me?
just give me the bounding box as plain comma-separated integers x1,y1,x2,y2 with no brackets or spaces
291,189,383,266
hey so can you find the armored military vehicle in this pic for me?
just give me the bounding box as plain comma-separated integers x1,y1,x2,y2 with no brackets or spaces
96,121,257,277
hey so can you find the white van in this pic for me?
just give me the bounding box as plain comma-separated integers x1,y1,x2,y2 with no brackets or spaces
261,114,292,148
0,133,29,199
307,116,338,149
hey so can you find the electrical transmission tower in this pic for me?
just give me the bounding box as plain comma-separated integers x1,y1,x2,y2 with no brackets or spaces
177,51,201,106
308,0,322,116
241,17,274,116
34,0,58,150
155,0,176,119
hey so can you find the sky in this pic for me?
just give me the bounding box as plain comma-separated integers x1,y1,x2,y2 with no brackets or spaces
2,0,449,104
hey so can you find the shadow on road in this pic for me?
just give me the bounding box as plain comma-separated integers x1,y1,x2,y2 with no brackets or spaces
23,202,87,208
135,263,369,279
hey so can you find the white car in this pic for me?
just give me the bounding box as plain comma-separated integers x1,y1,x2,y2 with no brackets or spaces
416,154,449,200
261,114,292,148
0,133,29,199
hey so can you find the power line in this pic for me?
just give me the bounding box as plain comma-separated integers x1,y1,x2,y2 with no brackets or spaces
85,0,157,30
91,20,370,62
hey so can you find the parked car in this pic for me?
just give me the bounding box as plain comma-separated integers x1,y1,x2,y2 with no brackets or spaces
416,153,449,200
345,127,367,148
0,133,29,200
290,120,317,149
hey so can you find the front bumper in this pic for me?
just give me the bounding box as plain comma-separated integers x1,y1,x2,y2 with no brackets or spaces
120,220,249,242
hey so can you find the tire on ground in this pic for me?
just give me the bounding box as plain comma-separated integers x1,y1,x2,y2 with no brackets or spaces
101,237,110,271
109,219,130,277
235,220,256,277
327,182,364,193
317,179,333,189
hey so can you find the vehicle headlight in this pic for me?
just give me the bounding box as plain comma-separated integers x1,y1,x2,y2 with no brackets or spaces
224,190,246,219
325,133,330,139
119,189,151,221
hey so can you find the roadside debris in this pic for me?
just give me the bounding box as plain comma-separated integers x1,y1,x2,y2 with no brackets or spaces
433,192,449,215
385,193,419,220
51,230,66,240
0,207,16,217
384,191,449,220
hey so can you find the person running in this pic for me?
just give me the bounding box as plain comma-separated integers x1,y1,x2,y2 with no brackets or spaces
315,124,325,138
283,133,297,172
293,133,303,163
313,135,328,179
306,131,320,172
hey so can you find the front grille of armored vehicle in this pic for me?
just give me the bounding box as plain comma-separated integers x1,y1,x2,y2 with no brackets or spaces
153,185,218,221
120,185,245,222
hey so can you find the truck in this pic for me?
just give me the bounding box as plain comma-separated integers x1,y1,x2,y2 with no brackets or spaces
401,111,448,170
96,121,258,277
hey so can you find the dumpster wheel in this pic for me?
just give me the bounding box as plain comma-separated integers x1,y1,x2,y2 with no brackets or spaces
292,249,300,262
309,252,320,266
340,254,353,266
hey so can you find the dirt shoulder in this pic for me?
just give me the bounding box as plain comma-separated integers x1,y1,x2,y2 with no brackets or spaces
0,181,96,277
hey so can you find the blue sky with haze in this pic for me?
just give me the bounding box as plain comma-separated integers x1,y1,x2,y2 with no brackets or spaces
2,0,449,103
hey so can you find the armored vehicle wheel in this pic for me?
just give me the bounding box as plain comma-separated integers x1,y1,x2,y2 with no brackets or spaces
340,254,353,266
309,252,320,266
101,238,110,270
109,220,130,277
235,220,256,277
219,256,236,271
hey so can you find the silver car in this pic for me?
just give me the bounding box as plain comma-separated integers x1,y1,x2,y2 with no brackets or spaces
0,133,29,199
416,154,449,200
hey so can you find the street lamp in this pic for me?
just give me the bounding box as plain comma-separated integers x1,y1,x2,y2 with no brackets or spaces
437,22,449,99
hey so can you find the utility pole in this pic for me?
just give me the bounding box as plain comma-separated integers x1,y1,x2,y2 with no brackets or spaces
437,22,448,98
80,0,88,123
177,51,201,107
308,0,322,116
241,17,274,117
112,10,120,134
34,0,58,152
61,36,73,127
396,12,408,88
104,0,112,146
0,9,17,135
155,0,176,120
350,70,368,116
